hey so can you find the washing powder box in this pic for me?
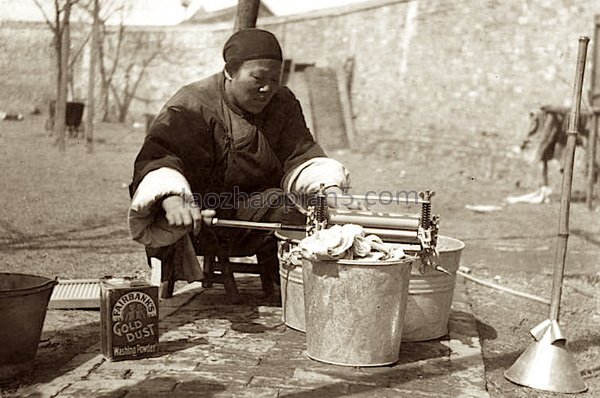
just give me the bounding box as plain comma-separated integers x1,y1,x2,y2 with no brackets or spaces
100,277,159,361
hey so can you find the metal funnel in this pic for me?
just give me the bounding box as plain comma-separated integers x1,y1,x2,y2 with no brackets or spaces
505,320,587,393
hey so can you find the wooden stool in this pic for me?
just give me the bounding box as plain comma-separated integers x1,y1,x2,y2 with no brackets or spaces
201,255,275,302
150,252,278,301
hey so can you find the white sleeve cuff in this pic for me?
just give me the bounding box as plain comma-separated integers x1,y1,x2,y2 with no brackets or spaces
282,157,350,195
130,167,192,213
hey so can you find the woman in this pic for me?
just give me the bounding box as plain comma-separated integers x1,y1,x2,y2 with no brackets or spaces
128,28,349,286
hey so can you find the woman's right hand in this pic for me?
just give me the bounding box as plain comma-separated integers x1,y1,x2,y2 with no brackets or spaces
161,195,215,235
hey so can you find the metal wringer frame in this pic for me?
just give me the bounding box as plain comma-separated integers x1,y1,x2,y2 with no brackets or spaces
205,185,444,274
305,185,442,274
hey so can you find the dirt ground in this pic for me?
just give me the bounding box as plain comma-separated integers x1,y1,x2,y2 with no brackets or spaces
1,116,599,396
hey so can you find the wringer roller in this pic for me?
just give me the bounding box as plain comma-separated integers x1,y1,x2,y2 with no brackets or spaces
205,185,443,273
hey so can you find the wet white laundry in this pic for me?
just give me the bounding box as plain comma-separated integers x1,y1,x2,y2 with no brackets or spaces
298,224,405,261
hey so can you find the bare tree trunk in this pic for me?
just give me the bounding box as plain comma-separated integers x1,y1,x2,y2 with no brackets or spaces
98,23,125,122
54,0,72,151
85,0,99,153
101,86,111,121
97,26,109,121
234,0,260,32
54,37,61,120
53,1,62,118
98,35,110,122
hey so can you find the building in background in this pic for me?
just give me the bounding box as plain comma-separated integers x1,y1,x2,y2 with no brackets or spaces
0,0,370,25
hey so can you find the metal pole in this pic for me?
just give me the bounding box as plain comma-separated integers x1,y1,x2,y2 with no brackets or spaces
549,36,589,322
234,0,260,32
55,0,72,151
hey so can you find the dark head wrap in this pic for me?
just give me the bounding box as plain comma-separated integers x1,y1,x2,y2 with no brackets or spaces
223,29,282,73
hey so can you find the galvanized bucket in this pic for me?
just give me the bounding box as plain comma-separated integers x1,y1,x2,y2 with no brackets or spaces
402,236,465,341
276,230,306,332
279,261,306,332
0,273,57,381
302,256,416,367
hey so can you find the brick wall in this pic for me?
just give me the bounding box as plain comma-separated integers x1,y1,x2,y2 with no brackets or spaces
2,0,599,158
265,0,599,145
0,20,89,114
0,21,55,113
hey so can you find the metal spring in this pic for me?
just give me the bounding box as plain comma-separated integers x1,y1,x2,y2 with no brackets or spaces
420,191,432,228
316,188,327,223
421,202,431,228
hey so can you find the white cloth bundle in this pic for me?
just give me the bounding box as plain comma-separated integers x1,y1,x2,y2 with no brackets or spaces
298,224,404,261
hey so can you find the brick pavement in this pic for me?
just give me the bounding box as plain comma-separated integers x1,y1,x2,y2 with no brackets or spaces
18,277,489,398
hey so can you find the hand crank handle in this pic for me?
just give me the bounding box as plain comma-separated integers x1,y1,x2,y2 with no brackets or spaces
207,217,306,232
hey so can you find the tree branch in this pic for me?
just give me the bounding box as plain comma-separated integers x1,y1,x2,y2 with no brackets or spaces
31,0,57,32
100,0,125,23
109,81,122,109
106,23,125,84
129,50,158,99
57,0,67,39
54,0,62,42
68,28,92,69
97,24,108,81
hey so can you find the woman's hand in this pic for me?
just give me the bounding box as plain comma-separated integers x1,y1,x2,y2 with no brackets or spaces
161,195,215,235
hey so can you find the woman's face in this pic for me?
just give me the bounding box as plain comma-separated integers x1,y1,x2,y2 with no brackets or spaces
227,59,282,114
